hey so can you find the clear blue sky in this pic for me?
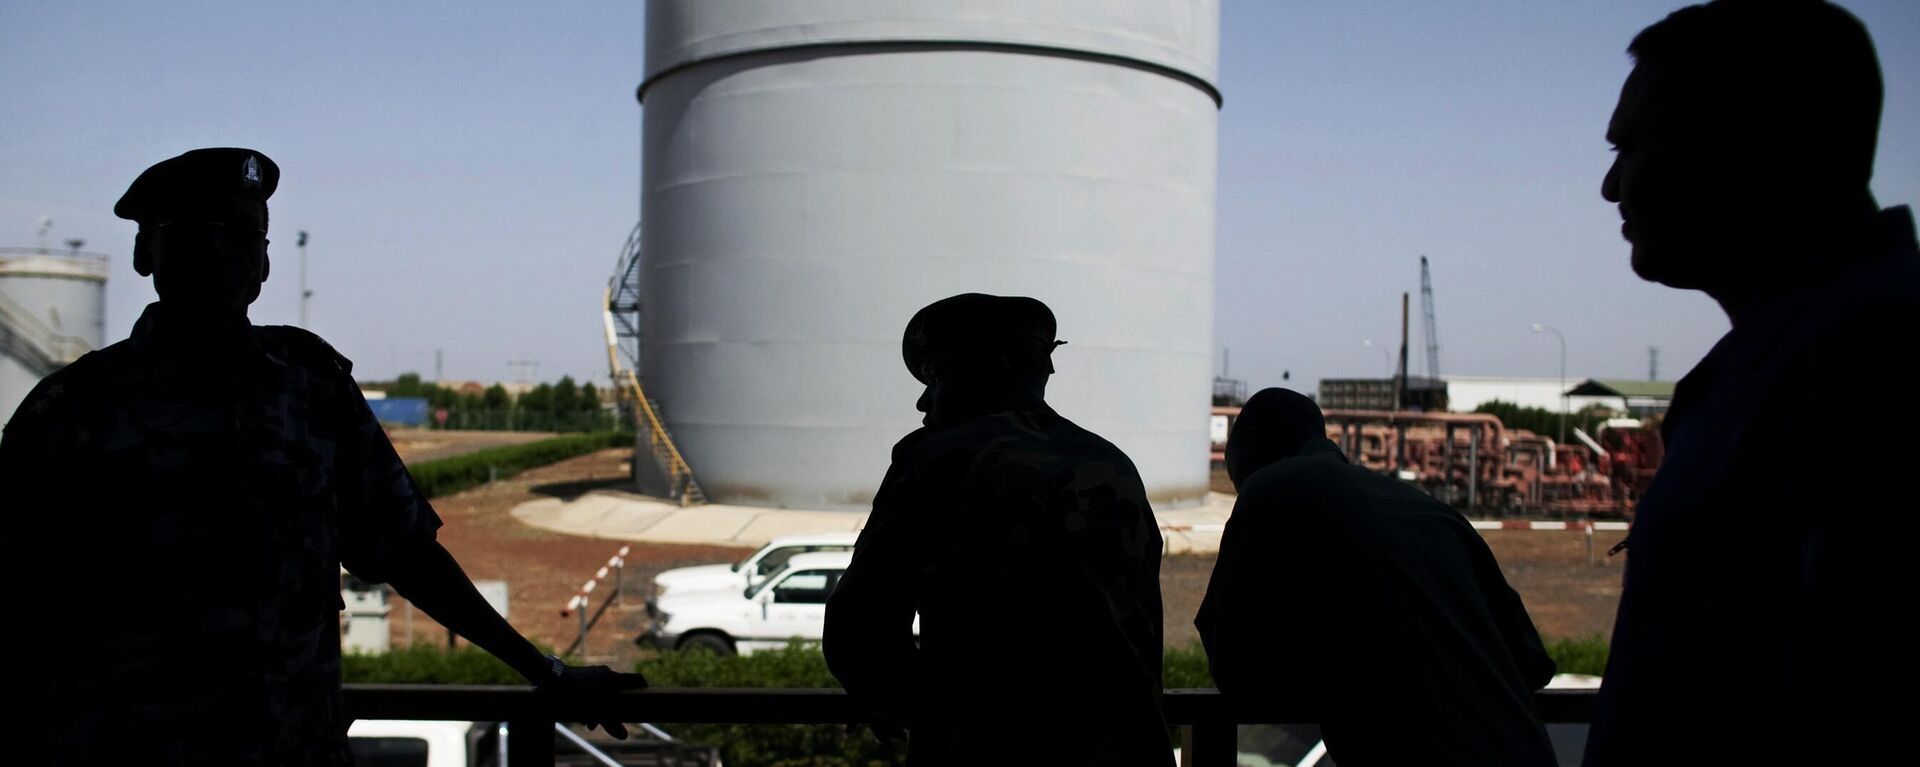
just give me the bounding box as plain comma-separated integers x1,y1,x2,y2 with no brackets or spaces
4,1,1917,391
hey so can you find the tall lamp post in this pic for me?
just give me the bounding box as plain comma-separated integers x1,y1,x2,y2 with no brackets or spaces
297,230,312,327
1531,323,1567,444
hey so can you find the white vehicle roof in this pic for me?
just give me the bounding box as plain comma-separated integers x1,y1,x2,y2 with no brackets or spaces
348,720,477,767
778,551,855,572
1545,673,1603,689
348,719,477,738
759,532,860,548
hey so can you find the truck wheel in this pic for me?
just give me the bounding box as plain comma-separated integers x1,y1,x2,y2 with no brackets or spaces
679,633,735,656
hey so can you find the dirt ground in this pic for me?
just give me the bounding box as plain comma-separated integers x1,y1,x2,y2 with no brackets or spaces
386,428,557,463
388,447,750,666
1191,465,1625,644
392,447,1623,669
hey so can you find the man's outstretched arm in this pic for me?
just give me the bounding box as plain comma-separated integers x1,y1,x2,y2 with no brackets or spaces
385,541,649,737
327,363,644,734
385,541,555,681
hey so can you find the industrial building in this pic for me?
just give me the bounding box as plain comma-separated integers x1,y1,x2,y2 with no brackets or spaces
0,245,107,427
1319,375,1674,417
616,0,1222,510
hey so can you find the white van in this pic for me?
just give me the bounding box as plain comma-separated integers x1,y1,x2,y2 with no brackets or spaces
649,532,859,600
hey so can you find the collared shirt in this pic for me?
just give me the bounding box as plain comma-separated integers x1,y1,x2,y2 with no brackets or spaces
0,302,441,766
825,404,1171,767
1586,207,1920,766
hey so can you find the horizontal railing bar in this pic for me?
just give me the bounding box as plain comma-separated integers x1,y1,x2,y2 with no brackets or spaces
344,685,1597,725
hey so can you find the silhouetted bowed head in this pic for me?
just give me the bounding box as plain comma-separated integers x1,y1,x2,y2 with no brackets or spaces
902,293,1065,385
1225,387,1328,488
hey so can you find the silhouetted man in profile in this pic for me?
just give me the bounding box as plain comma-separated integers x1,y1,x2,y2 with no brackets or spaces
1588,2,1919,764
825,293,1171,767
0,148,642,765
1196,388,1556,767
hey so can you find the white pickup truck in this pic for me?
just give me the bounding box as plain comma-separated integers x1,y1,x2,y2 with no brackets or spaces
641,551,884,656
649,532,858,600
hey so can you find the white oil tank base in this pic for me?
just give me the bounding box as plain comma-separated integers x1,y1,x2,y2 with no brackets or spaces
639,1,1220,510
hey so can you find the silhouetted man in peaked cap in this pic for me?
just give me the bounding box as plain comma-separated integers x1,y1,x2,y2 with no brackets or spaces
826,293,1172,767
0,148,643,766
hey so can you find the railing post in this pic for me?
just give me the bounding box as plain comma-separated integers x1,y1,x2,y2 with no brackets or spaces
507,719,555,767
1190,721,1236,767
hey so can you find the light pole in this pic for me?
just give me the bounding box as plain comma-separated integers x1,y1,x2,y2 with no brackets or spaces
297,230,312,327
1531,323,1567,444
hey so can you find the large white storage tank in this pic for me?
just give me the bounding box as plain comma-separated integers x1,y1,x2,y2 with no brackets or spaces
639,0,1220,510
0,246,108,427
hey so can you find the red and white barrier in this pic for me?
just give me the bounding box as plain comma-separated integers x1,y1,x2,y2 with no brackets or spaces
1469,520,1629,531
561,545,630,617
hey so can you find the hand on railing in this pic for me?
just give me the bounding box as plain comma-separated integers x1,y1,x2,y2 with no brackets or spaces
535,661,651,739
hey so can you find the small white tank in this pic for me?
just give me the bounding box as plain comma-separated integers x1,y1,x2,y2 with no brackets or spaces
0,246,108,427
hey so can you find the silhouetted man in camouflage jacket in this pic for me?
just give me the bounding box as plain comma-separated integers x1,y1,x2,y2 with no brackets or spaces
825,293,1172,767
0,148,641,766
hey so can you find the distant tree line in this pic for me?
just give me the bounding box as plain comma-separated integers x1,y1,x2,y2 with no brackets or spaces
1472,399,1617,442
379,372,621,432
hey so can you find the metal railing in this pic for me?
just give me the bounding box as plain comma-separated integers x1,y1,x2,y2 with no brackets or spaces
344,685,1598,767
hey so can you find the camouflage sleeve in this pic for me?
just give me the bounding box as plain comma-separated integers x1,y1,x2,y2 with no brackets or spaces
824,447,945,728
312,337,442,583
0,382,52,589
1,374,65,726
0,369,76,568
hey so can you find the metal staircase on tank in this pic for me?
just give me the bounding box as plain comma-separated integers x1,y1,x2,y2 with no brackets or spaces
603,222,707,506
0,288,92,377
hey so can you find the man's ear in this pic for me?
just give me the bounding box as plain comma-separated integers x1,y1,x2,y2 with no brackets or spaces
133,231,153,276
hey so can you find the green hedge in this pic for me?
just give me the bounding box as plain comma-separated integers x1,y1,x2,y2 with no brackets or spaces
406,431,633,498
343,642,530,685
636,642,906,767
1544,634,1610,677
342,636,1605,688
343,638,1608,766
1164,642,1214,688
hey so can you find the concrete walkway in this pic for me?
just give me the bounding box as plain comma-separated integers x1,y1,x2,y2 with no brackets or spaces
512,490,1238,554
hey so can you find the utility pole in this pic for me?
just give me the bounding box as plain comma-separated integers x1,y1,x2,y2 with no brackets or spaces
506,360,539,431
434,349,443,383
1394,292,1410,412
1649,347,1660,381
297,231,312,327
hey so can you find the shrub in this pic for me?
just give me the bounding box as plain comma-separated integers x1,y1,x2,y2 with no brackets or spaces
632,642,905,767
1164,642,1215,688
342,642,528,685
406,431,632,498
1544,634,1610,677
